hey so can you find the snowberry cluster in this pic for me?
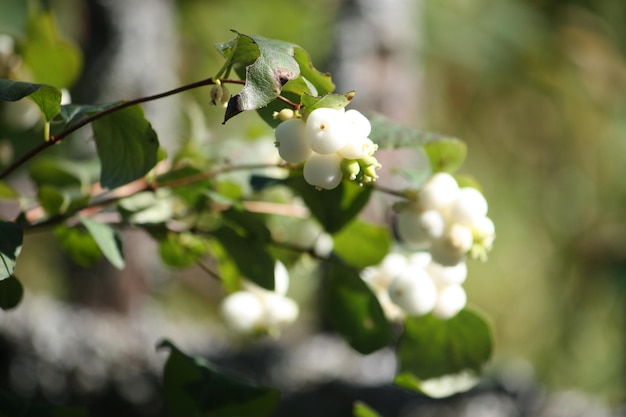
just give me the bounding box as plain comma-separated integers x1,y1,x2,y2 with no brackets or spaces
274,107,381,189
395,172,495,266
361,251,468,320
220,262,299,337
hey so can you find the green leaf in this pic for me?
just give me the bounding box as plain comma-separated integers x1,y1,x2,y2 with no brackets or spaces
159,340,280,417
394,370,480,398
221,207,271,243
159,232,210,269
29,85,62,121
118,189,174,224
57,102,117,126
292,47,334,96
368,112,467,173
79,218,125,269
397,309,493,380
0,275,23,310
353,401,382,417
91,104,160,189
209,240,242,294
0,79,62,121
325,263,394,354
55,226,102,268
37,185,66,216
300,91,355,117
0,181,18,200
22,10,82,88
287,174,372,234
0,221,22,280
424,140,468,173
29,156,98,189
221,32,300,123
332,220,391,269
212,225,275,290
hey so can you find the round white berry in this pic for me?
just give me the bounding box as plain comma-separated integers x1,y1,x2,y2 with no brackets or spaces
388,265,437,316
338,136,376,160
419,173,460,211
362,252,409,291
274,261,290,296
449,187,488,225
274,118,311,163
344,109,371,139
260,293,299,328
396,209,445,248
430,223,473,266
220,291,264,335
305,107,348,154
303,152,343,190
432,284,467,319
426,260,468,286
471,215,496,250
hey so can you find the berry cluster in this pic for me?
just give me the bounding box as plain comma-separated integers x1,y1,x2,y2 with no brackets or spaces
395,172,495,266
219,262,299,337
274,107,380,189
362,251,469,320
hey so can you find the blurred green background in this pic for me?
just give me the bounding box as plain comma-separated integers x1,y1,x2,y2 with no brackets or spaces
1,0,625,408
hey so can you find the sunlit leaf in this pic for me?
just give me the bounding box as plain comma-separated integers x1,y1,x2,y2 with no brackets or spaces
325,263,394,354
22,10,82,88
397,309,493,380
118,189,174,224
332,220,391,269
159,232,210,269
55,226,102,268
300,91,355,117
220,32,300,123
353,401,382,417
79,218,125,269
0,181,18,199
91,104,160,189
394,370,480,398
292,47,334,96
37,185,66,216
0,221,22,280
159,340,280,417
0,79,61,121
0,275,23,310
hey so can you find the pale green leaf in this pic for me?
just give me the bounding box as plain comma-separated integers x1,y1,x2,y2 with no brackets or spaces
80,218,125,269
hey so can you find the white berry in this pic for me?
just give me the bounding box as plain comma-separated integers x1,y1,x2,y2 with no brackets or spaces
220,291,264,335
305,108,348,154
419,173,460,211
303,152,343,190
432,284,467,319
388,265,437,316
274,118,311,163
449,187,488,226
396,209,445,248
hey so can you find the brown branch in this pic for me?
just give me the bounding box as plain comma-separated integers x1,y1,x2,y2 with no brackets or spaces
0,77,244,180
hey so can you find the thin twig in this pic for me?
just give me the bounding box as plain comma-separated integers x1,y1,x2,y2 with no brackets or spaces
0,77,243,180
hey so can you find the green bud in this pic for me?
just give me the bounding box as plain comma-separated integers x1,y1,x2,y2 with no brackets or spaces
341,158,361,180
